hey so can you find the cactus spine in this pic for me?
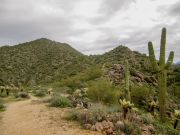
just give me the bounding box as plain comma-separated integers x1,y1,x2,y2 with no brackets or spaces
148,28,174,122
125,60,131,101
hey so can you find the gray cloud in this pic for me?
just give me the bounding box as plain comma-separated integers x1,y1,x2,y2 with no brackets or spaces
0,0,179,62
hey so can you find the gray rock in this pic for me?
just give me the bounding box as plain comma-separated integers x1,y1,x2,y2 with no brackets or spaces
115,121,124,130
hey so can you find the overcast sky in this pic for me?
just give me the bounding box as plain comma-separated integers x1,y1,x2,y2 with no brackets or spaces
0,0,179,62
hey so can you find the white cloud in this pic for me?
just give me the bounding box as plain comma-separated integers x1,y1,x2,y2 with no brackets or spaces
0,0,179,62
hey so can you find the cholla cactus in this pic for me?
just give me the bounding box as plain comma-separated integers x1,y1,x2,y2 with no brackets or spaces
119,98,134,119
149,99,158,114
175,110,180,118
174,110,180,129
148,28,174,122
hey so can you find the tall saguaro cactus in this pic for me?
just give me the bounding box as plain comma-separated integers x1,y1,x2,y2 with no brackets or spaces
148,28,174,122
125,60,131,102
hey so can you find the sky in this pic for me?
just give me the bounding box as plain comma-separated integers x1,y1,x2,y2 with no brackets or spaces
0,0,180,62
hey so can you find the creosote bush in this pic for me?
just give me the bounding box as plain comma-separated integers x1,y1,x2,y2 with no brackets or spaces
34,90,46,97
87,79,121,104
131,85,154,106
50,96,72,108
59,66,102,90
67,103,109,124
18,92,30,98
0,100,5,111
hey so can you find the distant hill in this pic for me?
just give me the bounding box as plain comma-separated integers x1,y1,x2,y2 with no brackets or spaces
0,38,91,86
91,45,152,75
175,61,180,66
0,39,161,86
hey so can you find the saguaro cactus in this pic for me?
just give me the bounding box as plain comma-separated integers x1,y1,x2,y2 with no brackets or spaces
125,60,131,101
148,28,174,122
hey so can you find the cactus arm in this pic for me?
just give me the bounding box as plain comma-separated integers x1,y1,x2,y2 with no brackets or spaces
165,51,174,69
159,28,166,67
148,42,159,71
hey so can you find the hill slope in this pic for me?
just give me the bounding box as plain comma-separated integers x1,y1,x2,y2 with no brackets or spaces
0,38,91,86
91,45,152,74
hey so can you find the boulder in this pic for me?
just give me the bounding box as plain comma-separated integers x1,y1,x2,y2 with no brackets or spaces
84,124,92,130
107,64,125,84
95,122,104,132
102,120,114,129
115,121,124,130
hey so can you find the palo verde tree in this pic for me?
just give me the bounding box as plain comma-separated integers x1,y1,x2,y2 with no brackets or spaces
148,27,174,122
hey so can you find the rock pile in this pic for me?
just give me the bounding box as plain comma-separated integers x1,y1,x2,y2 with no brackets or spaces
84,120,115,135
107,64,157,86
107,64,125,84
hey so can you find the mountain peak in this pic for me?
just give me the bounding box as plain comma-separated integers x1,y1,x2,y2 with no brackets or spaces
31,38,54,43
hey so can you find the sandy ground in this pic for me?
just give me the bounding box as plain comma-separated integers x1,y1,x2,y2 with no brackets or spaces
0,96,102,135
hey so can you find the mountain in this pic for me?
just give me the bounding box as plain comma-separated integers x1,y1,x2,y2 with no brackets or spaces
91,45,152,74
175,61,180,66
0,38,91,86
0,39,155,86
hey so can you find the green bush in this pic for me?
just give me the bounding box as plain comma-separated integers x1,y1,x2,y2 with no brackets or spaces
87,79,121,104
0,100,5,111
50,96,72,108
60,77,83,90
18,92,30,98
67,103,109,124
34,90,46,97
82,66,102,81
58,66,102,90
131,85,154,106
154,120,179,135
122,122,141,135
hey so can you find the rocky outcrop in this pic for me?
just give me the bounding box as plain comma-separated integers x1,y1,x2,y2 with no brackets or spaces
107,64,125,84
84,121,115,135
107,64,157,86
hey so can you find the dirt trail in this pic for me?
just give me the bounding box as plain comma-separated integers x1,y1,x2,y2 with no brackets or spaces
0,96,101,135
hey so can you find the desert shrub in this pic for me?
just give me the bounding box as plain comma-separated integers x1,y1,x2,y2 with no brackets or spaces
50,96,72,108
34,90,46,97
65,110,79,121
122,122,141,135
107,104,122,113
141,113,154,125
174,85,180,96
87,79,121,104
18,92,30,98
0,100,5,111
58,66,102,91
82,66,102,81
131,85,154,106
69,103,109,124
60,76,83,90
154,120,179,135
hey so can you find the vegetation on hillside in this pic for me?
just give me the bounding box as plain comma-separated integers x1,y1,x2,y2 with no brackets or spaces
0,28,179,134
0,38,92,86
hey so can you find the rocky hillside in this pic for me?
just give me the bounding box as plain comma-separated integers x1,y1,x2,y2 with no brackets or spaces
0,39,174,87
91,46,157,85
0,38,91,86
91,45,152,74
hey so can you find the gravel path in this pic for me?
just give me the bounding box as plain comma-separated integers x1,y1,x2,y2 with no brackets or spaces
0,96,101,135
